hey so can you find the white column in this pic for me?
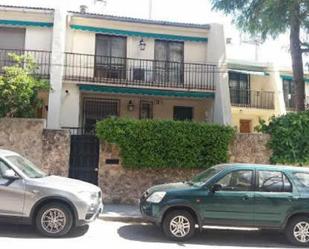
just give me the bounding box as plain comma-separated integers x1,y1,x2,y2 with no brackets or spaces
270,64,286,115
207,23,232,125
47,9,67,129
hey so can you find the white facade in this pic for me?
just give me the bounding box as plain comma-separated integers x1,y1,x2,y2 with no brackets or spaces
0,6,232,128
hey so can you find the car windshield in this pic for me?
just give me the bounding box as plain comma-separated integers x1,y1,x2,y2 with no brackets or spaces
5,155,47,178
190,165,226,186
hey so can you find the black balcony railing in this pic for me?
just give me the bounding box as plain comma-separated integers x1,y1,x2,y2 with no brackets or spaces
285,94,309,111
64,53,216,91
0,49,51,78
230,88,275,109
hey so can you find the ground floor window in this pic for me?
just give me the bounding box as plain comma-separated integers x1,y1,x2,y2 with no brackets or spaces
173,106,193,121
83,98,119,132
139,100,153,119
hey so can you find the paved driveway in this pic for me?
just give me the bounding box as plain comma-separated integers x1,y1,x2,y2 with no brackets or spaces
0,220,300,249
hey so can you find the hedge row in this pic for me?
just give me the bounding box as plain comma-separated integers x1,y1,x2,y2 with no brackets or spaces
257,111,309,165
96,118,235,169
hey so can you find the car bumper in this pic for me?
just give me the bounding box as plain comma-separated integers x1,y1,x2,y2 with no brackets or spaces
76,202,104,226
139,199,161,224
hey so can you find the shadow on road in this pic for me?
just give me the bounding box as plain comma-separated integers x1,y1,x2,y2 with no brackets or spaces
118,224,298,248
0,223,89,239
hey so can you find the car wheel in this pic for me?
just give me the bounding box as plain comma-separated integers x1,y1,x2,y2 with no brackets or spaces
35,202,73,237
285,216,309,246
162,210,196,241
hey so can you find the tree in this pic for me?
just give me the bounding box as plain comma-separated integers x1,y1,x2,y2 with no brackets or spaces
0,53,49,118
210,0,309,111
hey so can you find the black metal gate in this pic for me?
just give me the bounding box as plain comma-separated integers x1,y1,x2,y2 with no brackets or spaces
69,134,99,185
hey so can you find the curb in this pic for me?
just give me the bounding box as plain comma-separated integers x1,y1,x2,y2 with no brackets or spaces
99,215,148,223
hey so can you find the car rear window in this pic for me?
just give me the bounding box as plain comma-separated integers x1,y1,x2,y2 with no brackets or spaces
293,172,309,191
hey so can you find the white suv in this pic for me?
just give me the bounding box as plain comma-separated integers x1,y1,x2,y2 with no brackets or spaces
0,149,103,237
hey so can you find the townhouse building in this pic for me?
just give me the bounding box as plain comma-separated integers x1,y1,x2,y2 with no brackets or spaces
0,5,231,133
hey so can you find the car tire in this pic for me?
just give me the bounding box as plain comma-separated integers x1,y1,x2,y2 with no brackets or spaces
285,216,309,246
162,210,196,241
35,202,73,237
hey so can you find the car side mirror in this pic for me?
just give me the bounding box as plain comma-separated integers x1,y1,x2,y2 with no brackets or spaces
3,169,19,180
211,183,222,193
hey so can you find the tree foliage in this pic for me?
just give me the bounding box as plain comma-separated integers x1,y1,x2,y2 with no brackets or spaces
0,53,49,118
256,111,309,165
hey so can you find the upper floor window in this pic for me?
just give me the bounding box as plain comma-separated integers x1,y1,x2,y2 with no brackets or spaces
282,79,295,109
229,72,250,105
95,34,126,79
154,40,184,84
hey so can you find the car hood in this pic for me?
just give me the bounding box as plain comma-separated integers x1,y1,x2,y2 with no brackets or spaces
147,182,197,195
29,175,100,193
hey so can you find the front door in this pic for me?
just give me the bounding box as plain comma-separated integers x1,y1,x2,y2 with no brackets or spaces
240,119,251,133
69,135,100,185
202,170,255,226
254,170,294,228
0,160,25,216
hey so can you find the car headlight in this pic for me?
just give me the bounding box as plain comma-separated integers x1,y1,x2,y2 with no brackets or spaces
146,191,166,203
78,191,98,203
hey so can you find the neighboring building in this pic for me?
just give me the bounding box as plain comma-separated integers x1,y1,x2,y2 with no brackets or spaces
227,60,285,133
279,69,309,111
0,5,231,131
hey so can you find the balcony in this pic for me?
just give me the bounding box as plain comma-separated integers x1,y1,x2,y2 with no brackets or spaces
230,88,275,110
285,94,309,111
0,49,51,78
64,53,216,91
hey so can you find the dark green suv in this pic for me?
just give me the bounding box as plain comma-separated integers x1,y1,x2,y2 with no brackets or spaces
140,164,309,246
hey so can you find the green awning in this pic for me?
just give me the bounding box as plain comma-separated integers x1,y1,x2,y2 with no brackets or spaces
71,24,208,42
0,19,53,28
281,75,309,83
229,69,269,76
79,85,215,99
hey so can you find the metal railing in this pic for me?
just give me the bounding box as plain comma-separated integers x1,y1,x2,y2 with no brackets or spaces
285,94,309,111
230,88,275,109
62,127,96,135
64,53,216,91
0,48,51,78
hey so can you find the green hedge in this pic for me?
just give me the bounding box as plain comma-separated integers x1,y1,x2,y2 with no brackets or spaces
96,118,235,169
257,111,309,165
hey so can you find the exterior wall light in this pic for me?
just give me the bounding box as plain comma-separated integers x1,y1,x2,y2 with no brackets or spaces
139,38,146,51
128,100,135,111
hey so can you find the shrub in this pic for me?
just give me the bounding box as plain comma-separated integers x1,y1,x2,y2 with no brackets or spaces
96,118,235,169
256,111,309,165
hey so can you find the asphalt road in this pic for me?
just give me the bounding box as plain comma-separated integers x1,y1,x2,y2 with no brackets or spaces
0,219,301,249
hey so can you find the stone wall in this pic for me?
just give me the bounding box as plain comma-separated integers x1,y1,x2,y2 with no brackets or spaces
98,134,272,204
229,133,272,164
0,118,70,176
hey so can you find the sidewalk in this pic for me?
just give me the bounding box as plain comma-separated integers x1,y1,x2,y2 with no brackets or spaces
99,204,147,223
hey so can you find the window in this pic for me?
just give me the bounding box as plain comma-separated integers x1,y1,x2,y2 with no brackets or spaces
173,106,193,121
83,98,119,133
95,34,126,79
0,160,11,185
282,79,295,109
140,100,153,119
293,172,309,191
258,171,292,192
0,27,26,72
216,170,253,191
229,72,250,105
154,40,184,84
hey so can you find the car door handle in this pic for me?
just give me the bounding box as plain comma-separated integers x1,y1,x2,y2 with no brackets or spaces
242,195,250,201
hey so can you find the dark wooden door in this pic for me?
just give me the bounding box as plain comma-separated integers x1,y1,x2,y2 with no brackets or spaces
69,135,99,185
240,119,251,133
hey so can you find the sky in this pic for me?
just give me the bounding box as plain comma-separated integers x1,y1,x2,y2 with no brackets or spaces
0,0,308,70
